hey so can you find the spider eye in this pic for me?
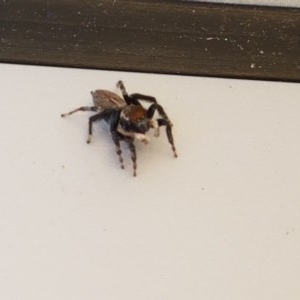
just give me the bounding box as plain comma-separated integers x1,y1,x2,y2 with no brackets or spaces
135,120,149,134
120,118,131,131
120,117,149,134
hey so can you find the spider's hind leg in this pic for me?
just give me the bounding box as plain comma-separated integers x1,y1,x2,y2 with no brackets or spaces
61,106,98,117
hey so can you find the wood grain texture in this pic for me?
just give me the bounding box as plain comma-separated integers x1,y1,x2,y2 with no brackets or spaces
0,0,299,82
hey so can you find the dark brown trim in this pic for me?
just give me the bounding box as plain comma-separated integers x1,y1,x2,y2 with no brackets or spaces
0,1,299,82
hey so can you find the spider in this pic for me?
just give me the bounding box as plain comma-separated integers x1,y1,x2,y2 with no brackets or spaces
61,80,177,176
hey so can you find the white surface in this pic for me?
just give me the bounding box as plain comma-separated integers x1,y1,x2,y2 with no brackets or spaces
193,0,300,7
0,63,300,300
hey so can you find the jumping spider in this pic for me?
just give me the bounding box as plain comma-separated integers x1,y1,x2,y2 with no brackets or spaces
61,80,177,176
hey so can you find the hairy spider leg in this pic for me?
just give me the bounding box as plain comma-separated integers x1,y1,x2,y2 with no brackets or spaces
61,106,98,117
125,137,137,176
110,112,138,176
87,109,118,143
109,110,125,170
130,93,157,104
117,80,159,107
157,118,178,158
146,103,177,157
111,132,125,170
116,80,131,105
147,103,172,124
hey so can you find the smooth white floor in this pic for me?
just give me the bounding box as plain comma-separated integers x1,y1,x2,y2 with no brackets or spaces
0,63,299,300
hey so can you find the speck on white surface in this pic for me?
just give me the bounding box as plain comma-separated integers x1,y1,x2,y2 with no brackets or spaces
0,63,300,300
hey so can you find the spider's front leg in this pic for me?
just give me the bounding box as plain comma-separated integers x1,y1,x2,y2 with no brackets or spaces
147,103,175,142
130,93,157,105
157,118,178,158
147,103,172,126
117,80,158,106
116,80,131,104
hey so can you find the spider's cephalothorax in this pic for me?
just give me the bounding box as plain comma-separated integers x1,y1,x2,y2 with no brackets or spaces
61,80,177,176
119,105,150,134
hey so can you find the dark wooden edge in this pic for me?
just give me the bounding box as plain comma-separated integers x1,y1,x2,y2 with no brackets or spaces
0,0,299,82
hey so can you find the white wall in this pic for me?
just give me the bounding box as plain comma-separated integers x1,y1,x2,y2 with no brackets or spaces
1,63,300,300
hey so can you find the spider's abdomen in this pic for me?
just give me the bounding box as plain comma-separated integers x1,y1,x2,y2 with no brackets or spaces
91,90,126,110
